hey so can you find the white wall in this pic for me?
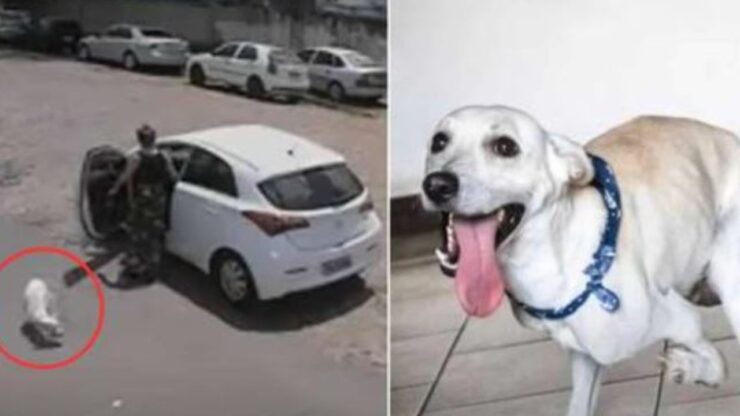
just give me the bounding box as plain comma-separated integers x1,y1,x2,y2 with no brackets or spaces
391,0,740,196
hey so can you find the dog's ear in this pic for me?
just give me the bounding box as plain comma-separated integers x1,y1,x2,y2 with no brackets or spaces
546,133,594,186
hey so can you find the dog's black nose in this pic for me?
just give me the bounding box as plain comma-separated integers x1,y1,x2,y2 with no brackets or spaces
423,172,459,204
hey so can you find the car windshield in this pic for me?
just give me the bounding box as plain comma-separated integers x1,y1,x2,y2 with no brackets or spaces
269,49,303,65
343,51,376,68
141,28,173,38
260,164,364,210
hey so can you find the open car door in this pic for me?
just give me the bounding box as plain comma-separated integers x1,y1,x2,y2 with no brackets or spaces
78,145,128,241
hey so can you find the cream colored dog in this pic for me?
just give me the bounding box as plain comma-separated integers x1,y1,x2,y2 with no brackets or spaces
24,278,64,340
422,105,740,416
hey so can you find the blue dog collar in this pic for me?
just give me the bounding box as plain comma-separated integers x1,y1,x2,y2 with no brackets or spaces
511,154,622,320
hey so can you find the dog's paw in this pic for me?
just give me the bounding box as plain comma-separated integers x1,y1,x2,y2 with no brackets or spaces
660,345,725,387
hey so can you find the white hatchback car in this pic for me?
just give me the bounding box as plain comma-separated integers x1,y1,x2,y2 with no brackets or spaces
298,47,387,101
79,125,382,305
186,41,309,101
77,24,189,70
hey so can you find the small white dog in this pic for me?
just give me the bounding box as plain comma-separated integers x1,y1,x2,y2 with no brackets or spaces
423,105,740,416
24,278,64,342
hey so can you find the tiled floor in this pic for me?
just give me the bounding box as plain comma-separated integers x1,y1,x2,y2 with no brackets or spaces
391,259,740,416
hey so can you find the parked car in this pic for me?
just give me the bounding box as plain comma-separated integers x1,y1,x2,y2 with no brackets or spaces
79,125,382,306
0,8,31,44
25,17,82,54
298,47,387,102
186,41,309,102
77,24,189,70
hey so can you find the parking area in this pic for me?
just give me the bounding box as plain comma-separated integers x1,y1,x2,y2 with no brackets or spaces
0,47,386,415
391,258,740,416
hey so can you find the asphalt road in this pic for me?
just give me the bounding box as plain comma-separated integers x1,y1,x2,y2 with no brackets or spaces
0,48,386,416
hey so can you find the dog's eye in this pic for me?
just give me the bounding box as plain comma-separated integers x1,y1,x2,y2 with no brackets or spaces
431,133,450,154
491,136,519,157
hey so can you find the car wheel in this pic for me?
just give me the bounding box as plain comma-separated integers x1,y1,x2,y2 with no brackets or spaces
78,44,91,61
245,76,266,99
122,51,138,71
328,81,346,102
213,252,257,307
189,65,206,86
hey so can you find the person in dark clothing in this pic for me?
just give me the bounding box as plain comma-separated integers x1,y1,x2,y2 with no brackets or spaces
108,125,177,280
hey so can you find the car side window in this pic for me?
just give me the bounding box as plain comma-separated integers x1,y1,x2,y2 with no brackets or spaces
314,51,334,66
332,55,346,68
107,27,131,39
237,45,257,61
182,148,238,197
297,49,314,63
118,27,133,39
213,43,238,58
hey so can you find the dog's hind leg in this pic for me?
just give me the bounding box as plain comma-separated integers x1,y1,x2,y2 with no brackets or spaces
566,351,603,416
654,290,725,386
708,218,740,349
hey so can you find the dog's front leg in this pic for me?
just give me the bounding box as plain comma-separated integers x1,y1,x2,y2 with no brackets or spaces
567,351,603,416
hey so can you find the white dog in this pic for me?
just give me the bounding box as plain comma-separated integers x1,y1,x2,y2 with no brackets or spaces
24,278,64,342
422,105,740,416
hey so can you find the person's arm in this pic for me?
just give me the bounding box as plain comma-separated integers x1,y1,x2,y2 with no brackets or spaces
108,153,140,196
162,152,178,182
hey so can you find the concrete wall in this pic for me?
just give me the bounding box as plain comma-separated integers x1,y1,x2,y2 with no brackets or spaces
216,13,386,61
391,0,740,196
26,0,386,58
29,0,213,46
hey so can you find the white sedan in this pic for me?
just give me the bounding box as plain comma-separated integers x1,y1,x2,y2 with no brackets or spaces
78,24,189,70
186,41,309,101
298,47,387,101
79,125,381,306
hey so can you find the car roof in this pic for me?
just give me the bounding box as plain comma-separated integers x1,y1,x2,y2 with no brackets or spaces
111,24,165,31
223,41,281,50
138,26,169,32
162,125,345,179
311,46,363,56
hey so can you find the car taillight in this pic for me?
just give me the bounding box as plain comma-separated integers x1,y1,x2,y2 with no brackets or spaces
359,198,374,213
243,211,309,236
268,58,277,74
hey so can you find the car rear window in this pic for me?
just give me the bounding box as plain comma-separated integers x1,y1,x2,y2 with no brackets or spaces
141,28,173,38
344,52,376,68
269,49,303,65
259,164,364,210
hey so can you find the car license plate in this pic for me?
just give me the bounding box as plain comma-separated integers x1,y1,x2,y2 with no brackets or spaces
322,256,352,276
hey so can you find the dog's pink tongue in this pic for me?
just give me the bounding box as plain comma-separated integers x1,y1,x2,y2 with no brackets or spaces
454,216,506,317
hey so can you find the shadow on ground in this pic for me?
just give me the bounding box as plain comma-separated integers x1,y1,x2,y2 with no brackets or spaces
159,254,374,332
20,322,62,350
64,245,374,333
